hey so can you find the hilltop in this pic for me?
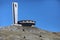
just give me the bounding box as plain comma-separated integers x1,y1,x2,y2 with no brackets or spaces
0,25,60,40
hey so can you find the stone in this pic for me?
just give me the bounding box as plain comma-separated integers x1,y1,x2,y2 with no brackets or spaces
0,25,60,40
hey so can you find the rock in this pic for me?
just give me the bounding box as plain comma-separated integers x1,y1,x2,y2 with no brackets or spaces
0,25,60,40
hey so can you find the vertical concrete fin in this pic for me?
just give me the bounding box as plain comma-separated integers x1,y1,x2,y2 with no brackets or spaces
12,2,18,24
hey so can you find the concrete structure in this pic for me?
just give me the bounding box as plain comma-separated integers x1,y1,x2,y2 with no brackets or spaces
12,2,18,24
18,20,36,27
12,2,35,27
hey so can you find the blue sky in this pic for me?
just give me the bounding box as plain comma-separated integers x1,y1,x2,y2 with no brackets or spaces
0,0,60,32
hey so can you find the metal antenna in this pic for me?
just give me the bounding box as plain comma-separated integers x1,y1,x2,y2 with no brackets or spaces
12,2,18,24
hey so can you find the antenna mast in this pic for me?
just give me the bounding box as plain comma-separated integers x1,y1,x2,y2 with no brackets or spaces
12,2,18,24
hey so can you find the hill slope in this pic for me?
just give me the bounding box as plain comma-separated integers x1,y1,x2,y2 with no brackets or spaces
0,25,60,40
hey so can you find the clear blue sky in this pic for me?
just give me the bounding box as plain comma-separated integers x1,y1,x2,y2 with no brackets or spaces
0,0,60,32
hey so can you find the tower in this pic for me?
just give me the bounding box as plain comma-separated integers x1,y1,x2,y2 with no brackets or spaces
12,2,18,24
12,2,35,27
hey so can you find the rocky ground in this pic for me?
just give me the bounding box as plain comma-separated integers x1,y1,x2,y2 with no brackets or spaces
0,25,60,40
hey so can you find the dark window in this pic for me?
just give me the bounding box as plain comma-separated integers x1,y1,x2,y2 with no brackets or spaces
15,4,17,7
